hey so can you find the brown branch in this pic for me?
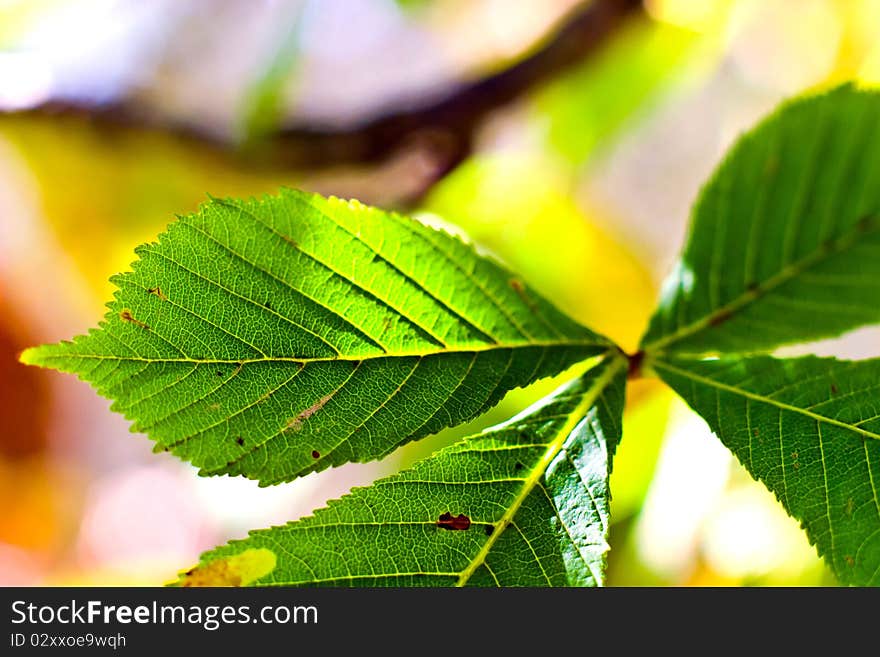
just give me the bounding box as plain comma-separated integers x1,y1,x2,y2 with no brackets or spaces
264,0,644,174
12,0,643,195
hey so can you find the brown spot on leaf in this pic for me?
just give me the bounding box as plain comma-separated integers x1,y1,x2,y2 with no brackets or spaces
845,555,855,567
236,437,245,446
509,278,538,314
264,301,273,310
746,281,759,293
752,428,759,437
148,286,168,301
285,393,334,432
437,512,471,531
180,561,240,587
119,309,149,329
484,524,494,536
514,462,524,471
830,383,839,395
311,450,320,459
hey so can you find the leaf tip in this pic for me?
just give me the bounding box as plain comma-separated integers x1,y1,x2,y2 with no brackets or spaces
18,345,48,368
18,347,36,365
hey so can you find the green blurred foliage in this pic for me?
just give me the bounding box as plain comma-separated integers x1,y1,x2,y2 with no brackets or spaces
533,18,698,166
239,6,304,143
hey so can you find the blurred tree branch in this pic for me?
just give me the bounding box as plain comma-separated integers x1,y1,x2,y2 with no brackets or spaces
265,0,645,174
17,0,644,200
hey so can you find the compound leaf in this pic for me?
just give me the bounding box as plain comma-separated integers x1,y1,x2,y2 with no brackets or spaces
642,85,880,355
654,354,880,585
177,353,626,587
20,189,612,485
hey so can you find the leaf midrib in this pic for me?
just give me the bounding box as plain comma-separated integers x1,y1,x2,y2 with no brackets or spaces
22,336,608,367
643,215,880,353
653,357,880,443
455,351,624,587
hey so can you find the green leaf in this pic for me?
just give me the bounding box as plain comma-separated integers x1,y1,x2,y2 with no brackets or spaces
176,354,627,587
653,354,880,585
20,189,611,485
641,85,880,355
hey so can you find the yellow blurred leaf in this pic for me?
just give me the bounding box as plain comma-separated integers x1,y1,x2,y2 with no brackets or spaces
0,115,292,306
609,379,672,521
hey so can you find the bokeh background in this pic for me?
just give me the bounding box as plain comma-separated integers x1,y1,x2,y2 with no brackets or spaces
2,0,879,586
